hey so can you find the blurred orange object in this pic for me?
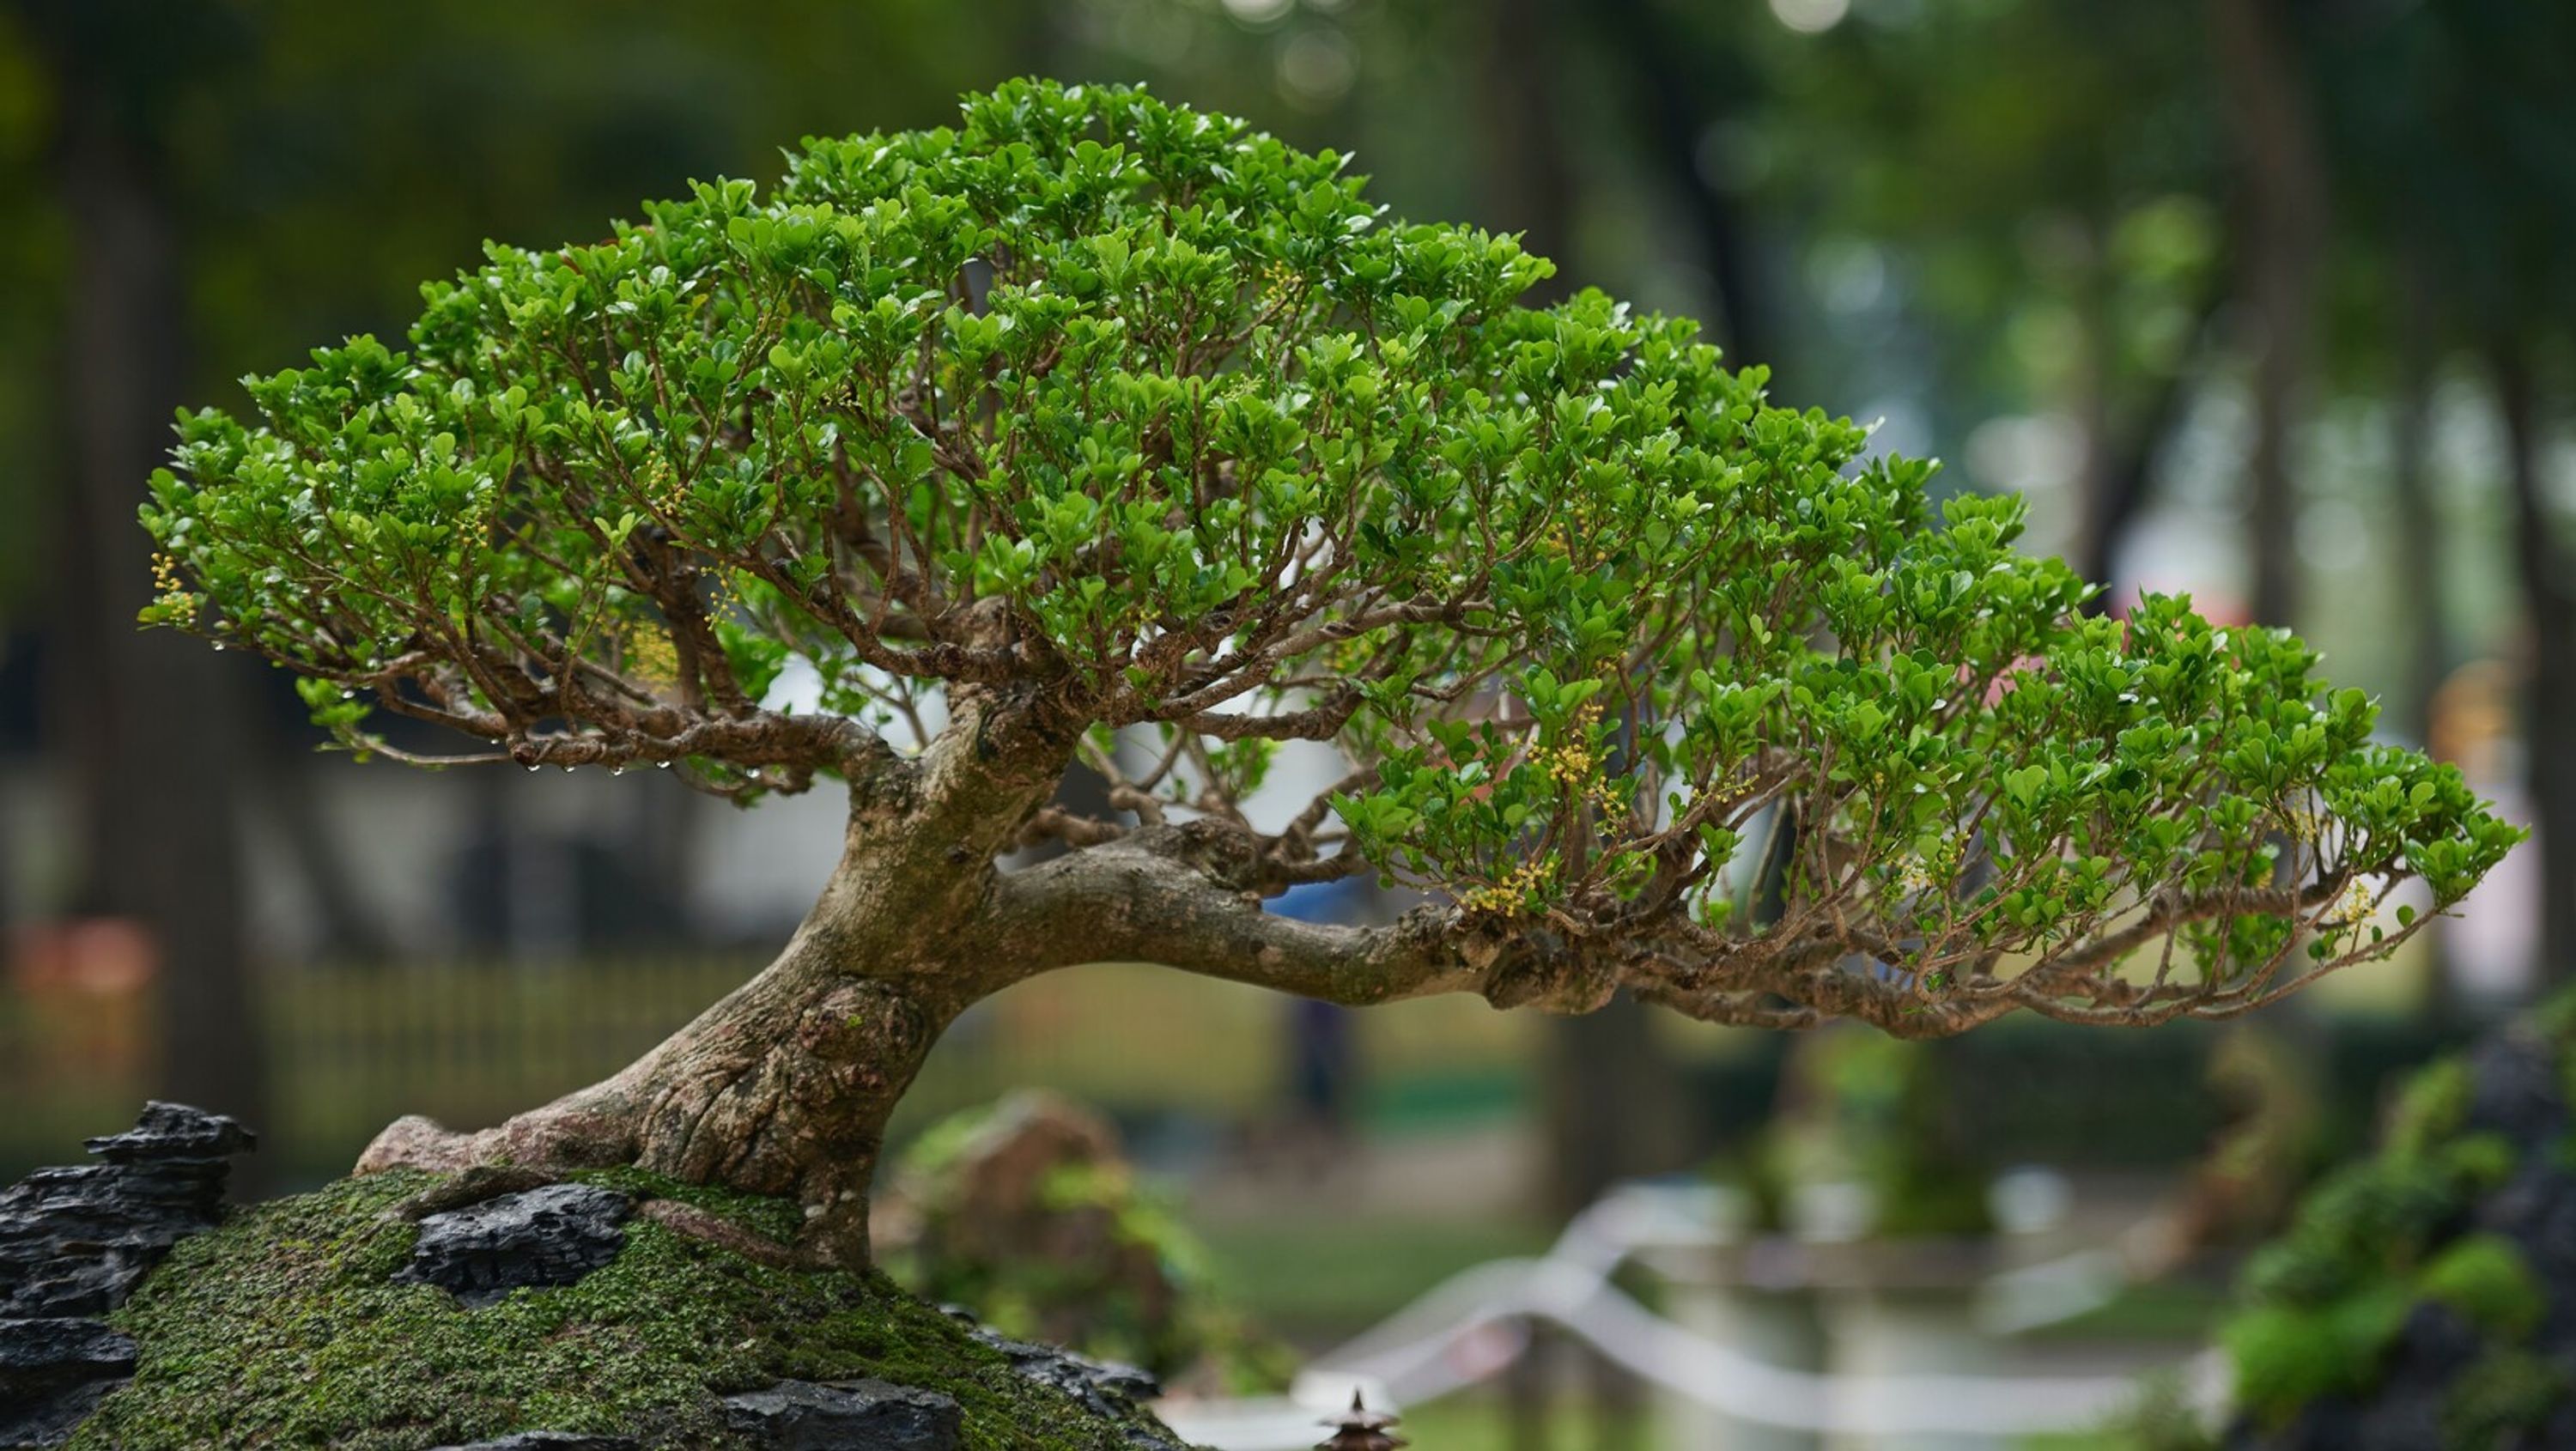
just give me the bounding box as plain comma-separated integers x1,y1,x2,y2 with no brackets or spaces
7,917,157,1090
11,918,161,995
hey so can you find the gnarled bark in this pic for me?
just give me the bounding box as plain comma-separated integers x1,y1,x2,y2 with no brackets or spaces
358,686,1079,1266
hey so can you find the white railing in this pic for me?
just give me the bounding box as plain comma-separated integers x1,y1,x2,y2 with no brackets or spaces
1156,1181,2227,1450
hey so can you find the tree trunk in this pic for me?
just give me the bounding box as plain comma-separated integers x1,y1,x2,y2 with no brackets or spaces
2495,343,2576,984
1481,0,1577,307
2388,278,2452,1016
351,683,1537,1268
2391,287,2446,748
360,793,995,1264
2211,0,2326,628
366,922,966,1267
358,688,1094,1266
1591,0,1773,368
48,31,268,1143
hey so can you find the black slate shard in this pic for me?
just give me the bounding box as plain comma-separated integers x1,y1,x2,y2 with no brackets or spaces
968,1327,1162,1420
0,1319,138,1448
932,1306,1177,1449
0,1102,255,1320
0,1102,254,1449
393,1183,633,1308
720,1378,964,1451
429,1434,641,1450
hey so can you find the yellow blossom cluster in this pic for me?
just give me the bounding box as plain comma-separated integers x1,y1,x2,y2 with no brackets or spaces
642,458,689,519
623,628,681,689
2324,876,2377,929
1458,857,1551,918
1537,724,1599,789
1532,701,1630,822
1896,857,1941,898
149,551,200,628
1257,258,1301,304
2280,804,2330,847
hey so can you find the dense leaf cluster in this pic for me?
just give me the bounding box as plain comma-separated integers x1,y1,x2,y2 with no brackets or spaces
142,80,2514,1023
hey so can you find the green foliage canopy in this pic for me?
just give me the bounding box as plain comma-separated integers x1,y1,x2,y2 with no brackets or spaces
141,81,2517,1028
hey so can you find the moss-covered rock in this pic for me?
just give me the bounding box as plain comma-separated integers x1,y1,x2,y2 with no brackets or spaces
67,1169,1194,1450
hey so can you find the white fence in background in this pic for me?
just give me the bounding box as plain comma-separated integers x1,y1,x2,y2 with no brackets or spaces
1156,1181,2228,1450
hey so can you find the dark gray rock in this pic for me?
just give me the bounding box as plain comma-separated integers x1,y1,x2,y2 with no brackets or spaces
430,1435,640,1451
0,1316,139,1447
0,1370,125,1451
394,1183,632,1308
969,1327,1160,1419
0,1102,254,1320
0,1104,252,1449
2464,1030,2568,1144
82,1101,259,1164
2351,1304,2477,1451
0,1316,136,1383
933,1308,1178,1448
720,1378,963,1450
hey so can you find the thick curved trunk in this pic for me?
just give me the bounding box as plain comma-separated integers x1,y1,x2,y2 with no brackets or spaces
357,693,1070,1266
358,918,981,1266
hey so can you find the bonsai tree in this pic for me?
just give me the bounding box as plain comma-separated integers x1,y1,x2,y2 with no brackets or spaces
139,80,2518,1269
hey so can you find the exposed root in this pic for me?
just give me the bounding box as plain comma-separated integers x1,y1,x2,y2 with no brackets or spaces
377,1163,558,1222
355,1099,641,1180
635,1198,797,1267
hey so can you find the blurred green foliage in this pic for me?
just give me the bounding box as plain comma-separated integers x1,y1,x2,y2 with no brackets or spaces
2220,986,2576,1434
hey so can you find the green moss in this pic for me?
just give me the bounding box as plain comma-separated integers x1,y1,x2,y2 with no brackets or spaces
2528,980,2576,1046
2441,1349,2569,1451
2442,1132,2519,1193
2384,1055,2471,1157
2216,989,2576,1430
2235,1150,2468,1308
2221,1285,2410,1426
568,1164,807,1245
2418,1233,2545,1340
73,1172,1188,1450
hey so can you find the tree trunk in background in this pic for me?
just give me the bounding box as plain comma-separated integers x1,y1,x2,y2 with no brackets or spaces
2077,278,2221,615
1480,0,1686,1207
1484,5,1669,1442
253,730,390,962
2495,344,2575,985
2391,301,2447,744
50,61,268,1139
2211,0,2326,628
1592,0,1771,369
1482,0,1577,310
2388,280,2452,1014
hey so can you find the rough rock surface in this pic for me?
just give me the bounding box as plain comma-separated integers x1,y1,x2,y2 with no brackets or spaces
720,1377,964,1450
957,1320,1180,1449
394,1182,634,1308
0,1320,137,1449
0,1102,254,1450
1,1102,255,1319
433,1435,641,1451
37,1150,1200,1449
